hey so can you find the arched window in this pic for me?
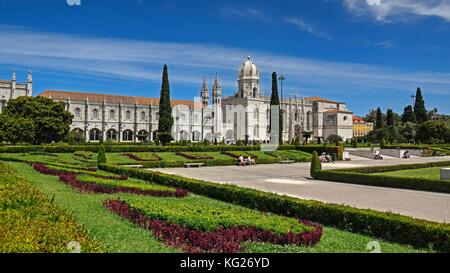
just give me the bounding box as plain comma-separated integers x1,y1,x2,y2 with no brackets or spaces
109,109,115,119
253,125,259,138
106,129,117,141
126,111,131,120
141,111,146,121
122,130,133,142
93,109,99,119
75,108,81,118
192,131,201,141
89,128,101,142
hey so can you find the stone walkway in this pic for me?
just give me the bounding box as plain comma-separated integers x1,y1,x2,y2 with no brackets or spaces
154,156,450,223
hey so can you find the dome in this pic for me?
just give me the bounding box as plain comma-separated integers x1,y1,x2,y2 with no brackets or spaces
238,56,259,80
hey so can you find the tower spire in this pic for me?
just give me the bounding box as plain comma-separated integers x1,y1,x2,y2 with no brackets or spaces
200,77,209,107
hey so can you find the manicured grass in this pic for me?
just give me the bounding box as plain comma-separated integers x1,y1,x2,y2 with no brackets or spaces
6,161,176,253
372,166,450,180
0,162,100,253
6,161,427,253
265,150,312,161
77,174,176,192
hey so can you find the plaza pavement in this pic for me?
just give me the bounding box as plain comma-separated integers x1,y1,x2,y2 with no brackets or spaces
154,156,450,223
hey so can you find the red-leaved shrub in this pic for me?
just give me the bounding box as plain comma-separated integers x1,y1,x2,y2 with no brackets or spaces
33,164,188,198
103,199,322,253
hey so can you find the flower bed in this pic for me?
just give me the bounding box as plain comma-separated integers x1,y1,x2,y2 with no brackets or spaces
33,163,187,197
34,163,127,180
103,199,322,253
99,163,450,252
0,162,100,253
121,153,161,162
175,152,214,160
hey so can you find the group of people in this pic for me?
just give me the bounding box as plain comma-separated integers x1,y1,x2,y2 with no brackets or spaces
319,152,336,163
238,155,256,166
374,150,383,160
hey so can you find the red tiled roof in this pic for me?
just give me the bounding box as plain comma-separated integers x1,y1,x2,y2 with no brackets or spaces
304,96,339,104
38,90,196,108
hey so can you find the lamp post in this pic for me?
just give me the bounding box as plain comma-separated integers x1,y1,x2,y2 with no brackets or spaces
278,75,285,107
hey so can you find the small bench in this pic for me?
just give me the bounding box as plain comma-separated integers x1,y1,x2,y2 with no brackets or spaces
123,165,143,168
280,160,296,164
184,163,205,168
441,168,450,180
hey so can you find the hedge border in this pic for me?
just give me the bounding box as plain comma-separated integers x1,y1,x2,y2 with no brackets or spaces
0,144,342,158
313,161,450,194
98,163,450,252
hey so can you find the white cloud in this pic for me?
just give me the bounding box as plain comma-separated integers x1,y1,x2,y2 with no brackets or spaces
343,0,450,23
284,18,333,40
0,25,449,98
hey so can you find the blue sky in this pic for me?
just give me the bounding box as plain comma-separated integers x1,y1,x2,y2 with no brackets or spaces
0,0,449,116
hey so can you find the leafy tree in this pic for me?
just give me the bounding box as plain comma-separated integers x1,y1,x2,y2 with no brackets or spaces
402,105,416,124
416,120,448,144
270,72,282,144
326,134,343,145
400,122,416,143
386,109,395,126
414,87,428,123
157,64,174,145
97,144,107,164
375,107,383,129
0,96,73,144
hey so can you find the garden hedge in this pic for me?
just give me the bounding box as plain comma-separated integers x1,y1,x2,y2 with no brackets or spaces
0,144,342,158
313,161,450,193
99,163,450,252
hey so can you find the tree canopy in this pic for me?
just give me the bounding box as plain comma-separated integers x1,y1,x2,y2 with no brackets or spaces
0,96,73,144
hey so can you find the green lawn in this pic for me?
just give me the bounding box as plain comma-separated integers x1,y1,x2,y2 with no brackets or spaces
372,166,450,180
4,161,428,253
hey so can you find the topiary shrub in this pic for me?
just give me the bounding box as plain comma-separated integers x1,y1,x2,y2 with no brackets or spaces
97,144,107,164
310,151,322,178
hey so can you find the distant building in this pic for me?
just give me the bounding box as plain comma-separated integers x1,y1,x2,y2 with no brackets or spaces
352,116,373,138
0,70,33,113
1,57,354,143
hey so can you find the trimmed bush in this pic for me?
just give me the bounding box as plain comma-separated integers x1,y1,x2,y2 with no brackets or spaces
104,199,322,253
97,145,107,164
310,151,321,177
98,163,450,252
313,161,450,193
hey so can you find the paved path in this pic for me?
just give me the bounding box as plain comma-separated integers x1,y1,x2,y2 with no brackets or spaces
154,156,450,223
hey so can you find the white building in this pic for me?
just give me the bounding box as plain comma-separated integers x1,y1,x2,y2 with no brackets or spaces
0,71,33,113
2,57,353,143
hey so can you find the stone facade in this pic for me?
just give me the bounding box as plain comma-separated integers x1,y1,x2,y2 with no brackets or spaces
0,71,33,113
3,57,354,143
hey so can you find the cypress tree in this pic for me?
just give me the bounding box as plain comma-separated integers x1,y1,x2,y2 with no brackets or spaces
402,105,416,124
414,87,428,123
157,64,174,145
270,72,283,144
386,109,394,126
375,107,383,129
97,144,106,164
